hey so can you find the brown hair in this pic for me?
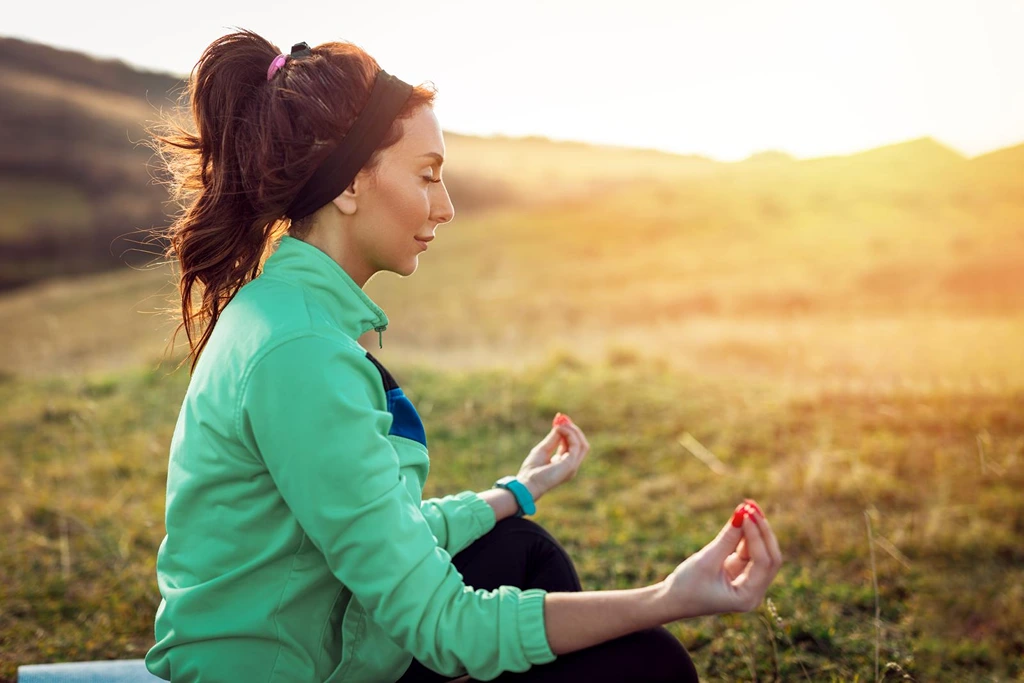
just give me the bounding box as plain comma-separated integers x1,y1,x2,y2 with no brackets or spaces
145,28,437,374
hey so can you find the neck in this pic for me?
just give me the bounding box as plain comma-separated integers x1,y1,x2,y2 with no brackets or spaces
291,220,372,289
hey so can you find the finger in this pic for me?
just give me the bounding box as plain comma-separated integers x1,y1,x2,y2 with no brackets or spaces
736,536,749,562
553,413,574,449
574,435,589,465
741,515,771,571
570,426,589,464
704,513,745,565
532,427,569,465
757,513,783,567
564,429,587,470
559,416,590,453
574,443,588,468
570,419,590,451
557,424,583,456
538,427,562,453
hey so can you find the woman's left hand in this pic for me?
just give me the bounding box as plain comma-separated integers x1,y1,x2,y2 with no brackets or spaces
517,414,590,501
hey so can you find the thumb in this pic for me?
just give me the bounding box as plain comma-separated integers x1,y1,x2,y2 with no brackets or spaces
704,514,745,565
535,425,565,454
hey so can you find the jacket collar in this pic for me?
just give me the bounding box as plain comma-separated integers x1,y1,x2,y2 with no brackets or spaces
261,235,389,348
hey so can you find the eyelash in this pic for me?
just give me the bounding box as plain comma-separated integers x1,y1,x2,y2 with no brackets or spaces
422,175,442,184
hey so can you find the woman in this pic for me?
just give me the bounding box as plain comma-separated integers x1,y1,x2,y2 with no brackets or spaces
144,29,783,683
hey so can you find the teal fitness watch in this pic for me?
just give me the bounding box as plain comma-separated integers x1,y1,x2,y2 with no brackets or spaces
493,475,536,517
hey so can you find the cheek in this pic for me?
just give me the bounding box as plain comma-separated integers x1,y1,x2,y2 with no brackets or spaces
400,190,433,234
381,179,431,226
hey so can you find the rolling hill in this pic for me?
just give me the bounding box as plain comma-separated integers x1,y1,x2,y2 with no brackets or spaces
1,35,1022,295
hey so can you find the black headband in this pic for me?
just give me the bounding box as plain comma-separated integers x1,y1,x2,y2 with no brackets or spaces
285,68,414,221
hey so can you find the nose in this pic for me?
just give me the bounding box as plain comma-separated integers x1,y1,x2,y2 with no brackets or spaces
432,185,455,225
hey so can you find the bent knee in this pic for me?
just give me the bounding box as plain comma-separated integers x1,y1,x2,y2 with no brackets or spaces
494,517,572,551
492,516,559,543
495,515,546,532
630,627,699,682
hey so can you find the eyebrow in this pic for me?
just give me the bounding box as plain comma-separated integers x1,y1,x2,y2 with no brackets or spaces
419,152,445,166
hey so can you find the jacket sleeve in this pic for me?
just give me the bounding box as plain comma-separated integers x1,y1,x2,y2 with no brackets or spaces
237,334,557,680
419,491,496,557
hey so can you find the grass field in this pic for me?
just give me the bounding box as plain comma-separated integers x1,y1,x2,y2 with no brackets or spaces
2,143,1023,681
3,345,1022,681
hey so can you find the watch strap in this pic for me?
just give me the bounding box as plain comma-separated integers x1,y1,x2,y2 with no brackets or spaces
492,475,536,517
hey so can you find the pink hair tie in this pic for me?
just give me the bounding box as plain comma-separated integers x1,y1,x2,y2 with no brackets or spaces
266,53,288,81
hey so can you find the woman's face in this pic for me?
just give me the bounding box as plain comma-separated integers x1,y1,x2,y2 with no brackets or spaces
331,105,455,286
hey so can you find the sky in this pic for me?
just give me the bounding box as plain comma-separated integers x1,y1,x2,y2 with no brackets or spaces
3,0,1022,162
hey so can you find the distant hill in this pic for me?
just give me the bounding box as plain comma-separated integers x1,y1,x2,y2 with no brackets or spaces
969,142,1024,169
0,36,722,290
836,136,964,166
1,35,1022,293
0,36,185,100
0,36,186,289
792,137,965,184
966,143,1024,191
742,150,796,165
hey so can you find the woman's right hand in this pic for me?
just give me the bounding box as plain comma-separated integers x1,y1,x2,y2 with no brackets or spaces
661,501,783,620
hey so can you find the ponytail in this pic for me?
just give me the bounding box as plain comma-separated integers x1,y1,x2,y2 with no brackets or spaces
144,28,437,374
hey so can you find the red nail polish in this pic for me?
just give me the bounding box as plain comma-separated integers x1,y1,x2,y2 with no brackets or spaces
553,414,572,452
742,504,760,524
744,499,764,518
731,504,748,527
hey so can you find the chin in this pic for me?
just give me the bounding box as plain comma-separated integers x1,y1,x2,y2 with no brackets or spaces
395,256,420,277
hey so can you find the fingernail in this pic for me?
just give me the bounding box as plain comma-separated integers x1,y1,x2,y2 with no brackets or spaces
742,503,761,523
731,504,748,528
744,499,764,518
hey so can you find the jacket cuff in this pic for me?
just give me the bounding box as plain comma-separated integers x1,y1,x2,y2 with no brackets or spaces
461,489,497,534
517,588,557,664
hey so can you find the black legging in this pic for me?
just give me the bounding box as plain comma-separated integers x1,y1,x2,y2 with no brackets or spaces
397,516,699,682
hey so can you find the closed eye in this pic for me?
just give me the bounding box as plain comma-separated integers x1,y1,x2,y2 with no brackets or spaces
422,175,443,184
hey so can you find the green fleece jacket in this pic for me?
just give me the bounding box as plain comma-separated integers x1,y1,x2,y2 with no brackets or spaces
145,235,556,682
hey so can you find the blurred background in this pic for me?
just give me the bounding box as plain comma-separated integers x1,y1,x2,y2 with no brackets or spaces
1,1,1022,681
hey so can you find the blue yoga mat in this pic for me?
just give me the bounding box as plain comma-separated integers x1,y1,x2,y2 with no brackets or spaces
17,659,164,683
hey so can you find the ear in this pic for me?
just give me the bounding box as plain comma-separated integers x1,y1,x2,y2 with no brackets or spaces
331,179,359,216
